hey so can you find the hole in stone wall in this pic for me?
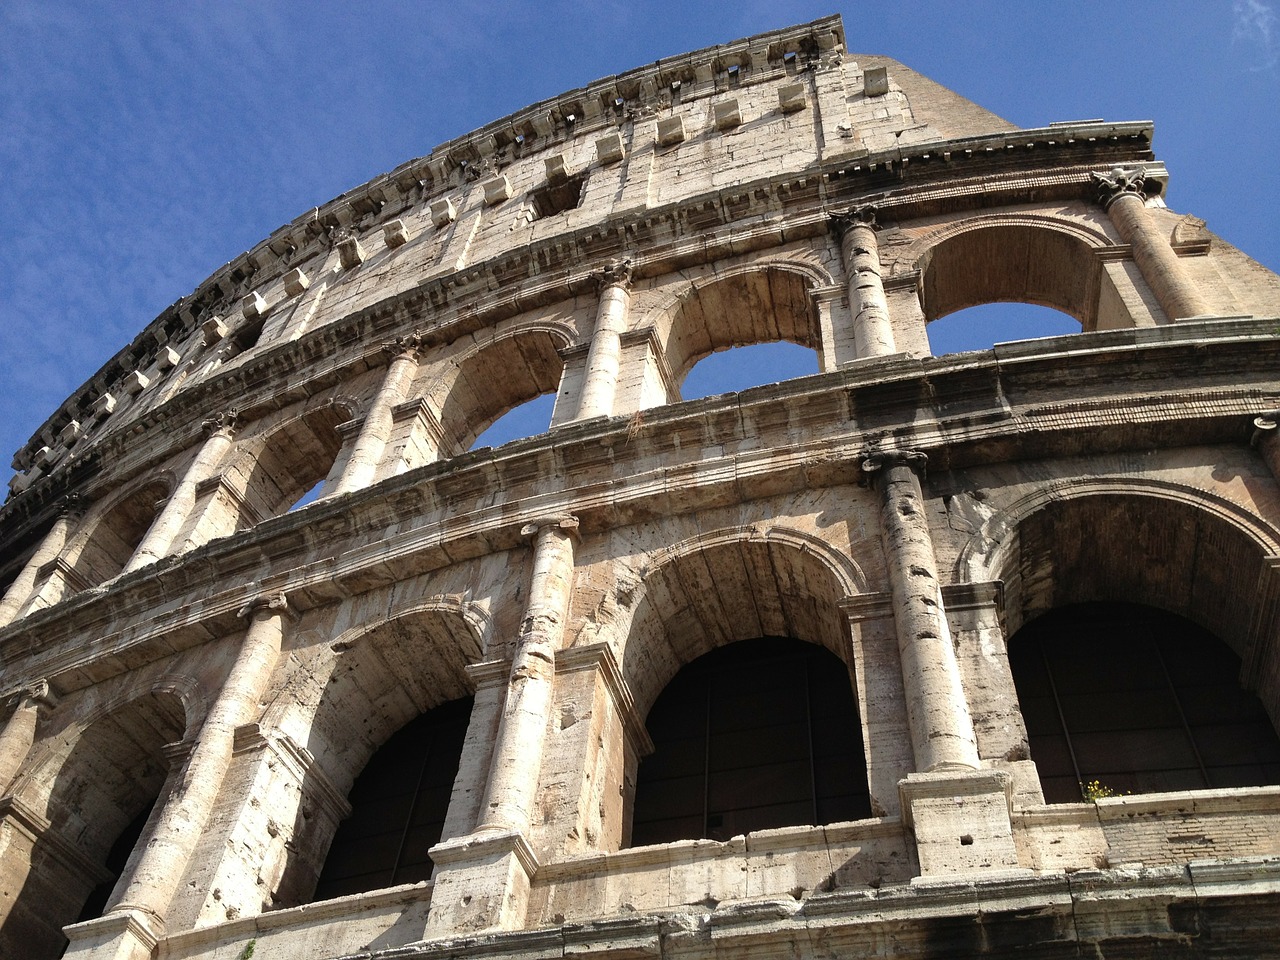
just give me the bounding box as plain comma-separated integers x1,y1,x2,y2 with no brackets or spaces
927,302,1079,357
681,342,818,401
529,173,588,220
960,834,974,845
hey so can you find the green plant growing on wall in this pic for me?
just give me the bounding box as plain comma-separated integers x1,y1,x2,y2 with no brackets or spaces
238,940,256,960
1080,779,1123,801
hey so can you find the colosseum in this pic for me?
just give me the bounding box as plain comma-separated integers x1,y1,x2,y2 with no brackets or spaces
2,14,1279,960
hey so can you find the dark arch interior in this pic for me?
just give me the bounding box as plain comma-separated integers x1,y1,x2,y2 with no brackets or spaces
1010,602,1280,803
630,637,871,847
312,696,472,901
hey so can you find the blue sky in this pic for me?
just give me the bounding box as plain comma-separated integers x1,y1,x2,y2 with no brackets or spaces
2,1,1277,479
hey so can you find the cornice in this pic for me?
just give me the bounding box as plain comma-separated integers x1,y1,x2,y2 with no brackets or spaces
4,121,1157,526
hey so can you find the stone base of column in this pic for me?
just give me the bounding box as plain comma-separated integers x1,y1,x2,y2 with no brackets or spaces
423,829,540,938
62,909,163,960
899,769,1028,881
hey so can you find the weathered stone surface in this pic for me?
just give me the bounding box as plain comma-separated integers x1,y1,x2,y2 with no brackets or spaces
2,13,1280,960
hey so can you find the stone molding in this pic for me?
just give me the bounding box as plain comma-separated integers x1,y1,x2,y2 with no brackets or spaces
555,642,655,756
231,722,353,824
0,793,113,886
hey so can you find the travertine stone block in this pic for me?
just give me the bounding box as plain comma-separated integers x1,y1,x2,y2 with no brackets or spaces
483,176,512,205
282,267,311,296
336,235,366,269
240,291,269,320
778,82,807,113
900,769,1023,878
382,218,413,248
123,370,149,395
863,65,889,96
595,132,625,164
156,345,181,369
713,99,741,130
91,393,116,417
545,153,569,183
430,197,457,227
656,115,686,146
201,316,227,346
59,420,81,444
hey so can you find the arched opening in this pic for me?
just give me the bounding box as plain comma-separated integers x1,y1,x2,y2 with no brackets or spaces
471,392,556,450
231,404,348,527
312,696,473,900
681,341,819,401
67,478,169,587
279,608,482,905
0,692,184,959
433,330,566,455
660,268,822,396
926,302,1080,356
1010,602,1280,803
632,637,870,846
621,535,874,847
918,222,1101,338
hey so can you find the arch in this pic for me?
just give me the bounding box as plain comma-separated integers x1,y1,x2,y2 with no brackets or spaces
0,689,187,959
223,399,354,527
261,601,487,904
62,474,174,589
649,262,827,390
954,482,1280,801
426,325,572,455
912,215,1112,331
956,478,1280,644
621,525,864,720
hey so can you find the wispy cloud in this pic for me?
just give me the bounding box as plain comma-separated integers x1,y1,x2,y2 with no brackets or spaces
1234,0,1278,71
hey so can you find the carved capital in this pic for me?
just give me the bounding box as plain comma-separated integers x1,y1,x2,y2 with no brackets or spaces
1252,412,1280,447
201,408,238,437
830,204,879,238
10,679,57,712
519,515,580,539
1092,167,1151,209
56,492,88,520
237,591,289,620
383,332,424,361
596,258,634,291
860,448,928,479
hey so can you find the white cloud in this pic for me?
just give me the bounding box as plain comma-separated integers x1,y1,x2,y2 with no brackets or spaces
1233,0,1278,70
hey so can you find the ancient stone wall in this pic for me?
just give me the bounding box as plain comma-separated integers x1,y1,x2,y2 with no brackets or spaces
2,15,1280,960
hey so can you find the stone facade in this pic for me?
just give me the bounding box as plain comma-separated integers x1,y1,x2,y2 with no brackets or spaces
2,15,1280,960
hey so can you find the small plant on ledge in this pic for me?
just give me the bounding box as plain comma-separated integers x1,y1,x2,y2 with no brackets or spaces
1080,779,1125,801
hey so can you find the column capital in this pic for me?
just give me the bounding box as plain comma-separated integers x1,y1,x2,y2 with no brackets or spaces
55,491,88,519
8,678,56,712
382,331,424,361
201,408,238,437
519,515,579,539
594,257,634,291
1091,166,1154,209
860,448,928,479
1252,411,1279,443
237,591,289,620
830,204,879,238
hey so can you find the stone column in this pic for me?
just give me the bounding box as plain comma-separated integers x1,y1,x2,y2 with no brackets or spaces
122,412,237,574
861,450,978,772
576,260,633,420
0,680,55,792
835,208,897,358
478,517,577,833
107,593,287,928
0,498,81,628
330,335,422,496
1252,413,1280,482
1094,168,1210,322
426,517,577,936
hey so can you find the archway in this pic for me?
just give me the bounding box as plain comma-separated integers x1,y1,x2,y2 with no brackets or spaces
659,267,822,396
67,478,170,587
0,691,185,959
917,221,1101,331
926,302,1080,356
230,404,349,527
620,533,871,845
681,341,819,400
1009,602,1280,803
